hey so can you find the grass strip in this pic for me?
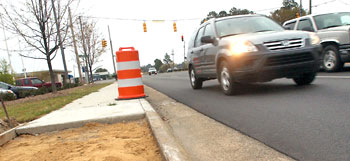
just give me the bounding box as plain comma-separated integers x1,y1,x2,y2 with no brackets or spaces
0,83,111,123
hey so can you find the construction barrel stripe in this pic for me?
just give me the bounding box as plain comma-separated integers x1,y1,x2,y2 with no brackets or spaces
116,47,145,100
117,61,140,71
118,69,142,80
117,78,143,88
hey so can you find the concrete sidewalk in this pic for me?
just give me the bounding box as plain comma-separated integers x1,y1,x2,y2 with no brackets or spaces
16,82,144,134
1,82,190,161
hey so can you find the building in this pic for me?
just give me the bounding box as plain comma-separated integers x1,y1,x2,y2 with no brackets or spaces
16,70,71,83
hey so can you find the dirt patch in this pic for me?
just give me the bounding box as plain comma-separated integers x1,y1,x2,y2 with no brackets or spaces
0,118,19,134
0,120,162,161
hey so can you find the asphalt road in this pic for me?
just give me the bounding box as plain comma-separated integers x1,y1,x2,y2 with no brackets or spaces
143,67,350,161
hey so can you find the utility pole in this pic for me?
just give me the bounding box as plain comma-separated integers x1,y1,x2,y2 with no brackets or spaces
18,39,27,78
68,7,83,83
79,16,90,83
309,0,312,14
108,26,117,76
20,55,27,78
0,14,14,74
51,0,68,84
300,0,303,17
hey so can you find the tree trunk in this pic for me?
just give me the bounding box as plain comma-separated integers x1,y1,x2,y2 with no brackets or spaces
47,56,57,93
89,64,94,83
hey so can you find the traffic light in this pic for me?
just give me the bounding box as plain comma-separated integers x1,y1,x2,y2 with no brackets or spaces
173,22,177,32
143,22,147,32
181,35,184,42
102,39,107,48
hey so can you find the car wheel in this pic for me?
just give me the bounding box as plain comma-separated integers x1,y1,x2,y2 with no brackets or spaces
189,67,203,89
322,45,342,72
219,61,235,95
293,72,316,86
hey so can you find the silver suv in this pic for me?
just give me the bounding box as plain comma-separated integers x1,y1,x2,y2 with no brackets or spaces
187,15,321,95
283,12,350,72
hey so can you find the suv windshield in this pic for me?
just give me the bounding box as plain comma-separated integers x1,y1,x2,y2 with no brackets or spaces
31,78,43,85
314,12,350,30
215,16,284,38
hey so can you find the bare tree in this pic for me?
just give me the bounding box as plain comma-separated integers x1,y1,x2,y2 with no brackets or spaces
77,19,105,83
0,0,75,92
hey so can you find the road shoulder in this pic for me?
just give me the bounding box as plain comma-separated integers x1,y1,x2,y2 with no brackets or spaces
144,85,294,161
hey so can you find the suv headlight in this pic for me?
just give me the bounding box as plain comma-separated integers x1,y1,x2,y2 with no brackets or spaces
230,40,258,56
309,32,320,45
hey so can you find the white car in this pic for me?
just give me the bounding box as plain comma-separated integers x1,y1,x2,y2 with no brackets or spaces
148,67,157,75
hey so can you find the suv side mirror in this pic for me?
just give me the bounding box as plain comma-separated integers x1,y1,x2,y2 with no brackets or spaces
302,26,314,32
201,36,216,44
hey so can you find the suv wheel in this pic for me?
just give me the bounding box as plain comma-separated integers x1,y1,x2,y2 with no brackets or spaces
189,67,203,89
219,61,235,95
322,45,342,72
293,72,316,85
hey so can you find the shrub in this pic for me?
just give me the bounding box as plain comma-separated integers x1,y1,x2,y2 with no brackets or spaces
111,73,118,80
60,83,80,90
0,73,15,85
0,93,16,101
159,64,171,73
18,90,36,98
32,87,50,96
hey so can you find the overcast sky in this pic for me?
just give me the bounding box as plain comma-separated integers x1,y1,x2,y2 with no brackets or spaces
1,0,349,77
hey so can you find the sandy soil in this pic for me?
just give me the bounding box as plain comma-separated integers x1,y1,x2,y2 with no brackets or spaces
0,120,162,161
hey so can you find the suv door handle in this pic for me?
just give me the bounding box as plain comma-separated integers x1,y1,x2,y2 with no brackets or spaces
190,51,194,54
199,49,204,52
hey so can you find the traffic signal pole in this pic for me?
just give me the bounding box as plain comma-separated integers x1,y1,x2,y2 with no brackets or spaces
108,26,117,76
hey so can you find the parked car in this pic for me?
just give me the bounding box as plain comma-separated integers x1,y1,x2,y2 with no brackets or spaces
283,12,350,72
167,68,173,72
187,14,321,95
0,81,38,98
0,88,16,99
148,67,157,75
16,77,62,88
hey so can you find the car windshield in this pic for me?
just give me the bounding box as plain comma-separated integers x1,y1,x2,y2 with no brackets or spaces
314,12,350,30
215,16,284,38
149,68,156,71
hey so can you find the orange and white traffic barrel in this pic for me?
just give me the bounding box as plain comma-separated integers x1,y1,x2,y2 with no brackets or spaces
116,47,145,100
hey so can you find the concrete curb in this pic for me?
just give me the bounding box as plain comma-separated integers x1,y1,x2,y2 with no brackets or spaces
0,128,17,146
16,113,145,135
139,99,192,161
